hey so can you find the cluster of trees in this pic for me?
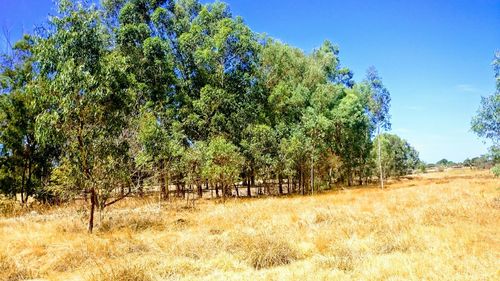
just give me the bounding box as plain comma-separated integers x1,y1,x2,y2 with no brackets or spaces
462,155,495,170
0,0,420,232
374,133,420,178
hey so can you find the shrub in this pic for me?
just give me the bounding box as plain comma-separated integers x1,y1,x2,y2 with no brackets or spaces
491,164,500,177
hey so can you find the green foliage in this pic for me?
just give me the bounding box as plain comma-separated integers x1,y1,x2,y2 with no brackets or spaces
0,35,60,202
471,52,500,161
0,0,424,219
491,164,500,177
471,93,499,144
436,159,454,167
417,162,427,173
203,136,243,197
372,134,420,178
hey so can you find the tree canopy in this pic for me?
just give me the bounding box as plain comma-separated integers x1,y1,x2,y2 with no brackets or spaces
0,0,422,232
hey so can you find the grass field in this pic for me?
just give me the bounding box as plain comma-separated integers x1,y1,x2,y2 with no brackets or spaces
1,169,499,281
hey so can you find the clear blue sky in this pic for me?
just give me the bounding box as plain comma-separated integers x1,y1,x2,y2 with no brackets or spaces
1,0,499,163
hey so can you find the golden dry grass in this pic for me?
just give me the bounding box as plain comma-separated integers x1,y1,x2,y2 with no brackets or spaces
0,168,499,281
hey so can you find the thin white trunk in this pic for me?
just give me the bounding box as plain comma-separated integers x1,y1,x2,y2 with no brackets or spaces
310,156,314,195
378,124,384,189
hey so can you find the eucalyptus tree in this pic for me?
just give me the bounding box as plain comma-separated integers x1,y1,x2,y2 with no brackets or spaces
0,36,60,202
472,52,499,145
330,88,372,186
202,136,243,201
365,66,391,188
181,141,207,197
241,124,277,195
179,2,260,143
137,110,184,199
278,131,308,194
259,41,312,192
472,52,500,176
34,0,132,232
372,133,419,178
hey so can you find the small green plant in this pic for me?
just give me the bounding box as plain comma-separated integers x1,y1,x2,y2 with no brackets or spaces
491,164,500,177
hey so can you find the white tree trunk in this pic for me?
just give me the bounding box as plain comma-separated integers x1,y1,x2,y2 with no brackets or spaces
378,124,384,189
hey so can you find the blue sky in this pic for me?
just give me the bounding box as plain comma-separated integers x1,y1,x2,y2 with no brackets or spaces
1,0,499,163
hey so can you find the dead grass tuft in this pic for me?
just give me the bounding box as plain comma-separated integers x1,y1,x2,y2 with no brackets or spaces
228,229,301,269
0,253,36,281
86,263,153,281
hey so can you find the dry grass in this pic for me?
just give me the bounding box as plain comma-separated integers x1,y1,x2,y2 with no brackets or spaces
0,168,499,281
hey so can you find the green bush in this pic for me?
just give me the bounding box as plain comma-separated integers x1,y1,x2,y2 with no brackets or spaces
491,164,500,177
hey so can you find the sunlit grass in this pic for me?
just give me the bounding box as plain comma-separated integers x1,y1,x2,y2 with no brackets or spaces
0,169,498,280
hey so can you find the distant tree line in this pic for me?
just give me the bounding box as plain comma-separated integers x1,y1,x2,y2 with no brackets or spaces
0,0,420,232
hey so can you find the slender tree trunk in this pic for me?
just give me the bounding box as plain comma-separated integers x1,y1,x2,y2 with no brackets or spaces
160,173,166,200
287,177,290,194
26,157,32,200
247,176,251,197
278,175,283,195
377,125,384,189
347,168,352,187
20,159,26,204
328,168,332,189
300,168,304,195
197,184,202,198
88,187,96,233
159,161,167,199
137,172,144,197
310,157,314,195
222,183,226,202
215,183,219,198
261,179,265,195
235,184,239,198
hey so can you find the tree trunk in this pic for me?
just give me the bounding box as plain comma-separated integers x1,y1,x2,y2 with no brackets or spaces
20,159,26,204
160,173,166,200
160,162,166,200
235,184,239,198
310,158,314,195
222,184,226,202
215,183,219,198
197,184,202,198
278,175,283,195
26,157,32,200
88,187,96,233
287,177,290,194
247,176,251,197
328,168,332,189
137,173,143,197
378,125,384,189
300,168,304,195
